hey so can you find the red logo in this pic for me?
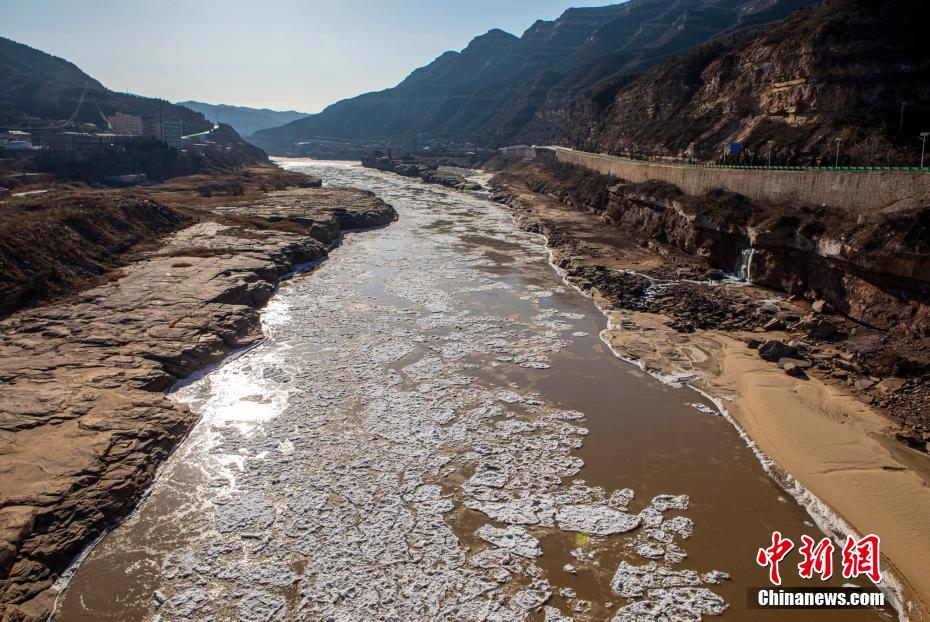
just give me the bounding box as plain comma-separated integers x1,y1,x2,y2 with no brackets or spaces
756,531,794,585
842,534,882,583
798,535,834,580
757,532,881,585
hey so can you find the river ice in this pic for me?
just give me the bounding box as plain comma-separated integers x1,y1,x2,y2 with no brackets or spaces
58,162,729,621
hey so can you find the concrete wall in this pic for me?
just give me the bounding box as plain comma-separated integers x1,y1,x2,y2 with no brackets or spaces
499,145,538,159
545,146,930,212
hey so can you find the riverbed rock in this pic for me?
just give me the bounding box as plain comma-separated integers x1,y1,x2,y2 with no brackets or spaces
762,318,786,331
811,299,831,314
758,340,797,362
877,378,907,394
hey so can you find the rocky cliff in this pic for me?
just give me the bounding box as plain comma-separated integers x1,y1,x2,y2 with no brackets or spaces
252,0,816,151
521,0,930,165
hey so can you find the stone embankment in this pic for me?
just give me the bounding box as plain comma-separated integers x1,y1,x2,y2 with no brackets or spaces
0,188,396,621
525,146,930,212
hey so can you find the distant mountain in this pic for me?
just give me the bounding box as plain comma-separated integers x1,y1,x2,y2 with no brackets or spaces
0,36,211,133
520,0,930,165
178,101,308,137
252,0,817,151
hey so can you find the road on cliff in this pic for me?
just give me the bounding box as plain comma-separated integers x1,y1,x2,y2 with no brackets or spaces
53,161,889,622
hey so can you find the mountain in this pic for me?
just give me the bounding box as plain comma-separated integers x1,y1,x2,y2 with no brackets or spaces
177,101,308,137
252,0,818,151
0,37,211,133
520,0,930,165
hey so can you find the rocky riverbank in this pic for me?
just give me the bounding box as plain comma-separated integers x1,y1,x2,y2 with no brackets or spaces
487,159,930,619
0,186,396,621
490,154,930,445
360,156,483,192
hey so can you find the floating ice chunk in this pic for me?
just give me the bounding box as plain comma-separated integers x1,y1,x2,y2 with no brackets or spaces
368,340,415,364
664,543,688,563
651,495,689,511
158,587,208,618
560,312,585,319
664,516,694,539
555,504,640,536
477,524,542,558
608,488,635,510
610,587,726,621
701,570,730,584
467,497,539,525
563,564,578,575
637,543,665,559
544,606,574,622
467,469,509,489
512,588,552,610
689,403,718,415
559,587,577,599
571,331,589,337
470,548,513,570
610,562,701,598
639,507,664,528
497,390,524,403
237,588,287,621
213,492,275,534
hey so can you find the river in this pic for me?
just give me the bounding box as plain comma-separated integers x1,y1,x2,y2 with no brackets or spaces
53,160,890,621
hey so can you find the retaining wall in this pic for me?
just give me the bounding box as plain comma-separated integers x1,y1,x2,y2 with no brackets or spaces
541,146,930,212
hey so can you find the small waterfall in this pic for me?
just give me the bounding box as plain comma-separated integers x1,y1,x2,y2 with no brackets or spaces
736,247,755,282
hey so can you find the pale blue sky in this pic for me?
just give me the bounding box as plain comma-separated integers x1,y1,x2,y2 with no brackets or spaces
1,1,610,112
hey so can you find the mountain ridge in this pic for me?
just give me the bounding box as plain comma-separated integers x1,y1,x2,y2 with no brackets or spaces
178,100,309,137
0,36,211,133
252,0,818,150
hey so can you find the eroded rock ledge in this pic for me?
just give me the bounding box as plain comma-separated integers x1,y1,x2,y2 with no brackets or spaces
0,187,396,621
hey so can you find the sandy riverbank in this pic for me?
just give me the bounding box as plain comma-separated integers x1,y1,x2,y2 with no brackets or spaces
490,172,930,621
601,311,930,620
0,183,396,621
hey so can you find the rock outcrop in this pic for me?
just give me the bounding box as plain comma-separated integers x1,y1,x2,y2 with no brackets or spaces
0,188,396,621
360,157,482,192
522,0,930,166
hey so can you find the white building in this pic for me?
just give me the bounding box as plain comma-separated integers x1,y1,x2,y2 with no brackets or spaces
107,112,143,135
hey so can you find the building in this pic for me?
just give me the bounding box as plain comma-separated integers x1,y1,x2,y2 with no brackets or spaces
1,141,33,151
35,131,135,160
0,131,34,153
107,112,143,135
0,130,32,143
143,118,182,150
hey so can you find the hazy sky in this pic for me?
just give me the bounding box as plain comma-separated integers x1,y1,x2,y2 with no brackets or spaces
1,0,605,113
